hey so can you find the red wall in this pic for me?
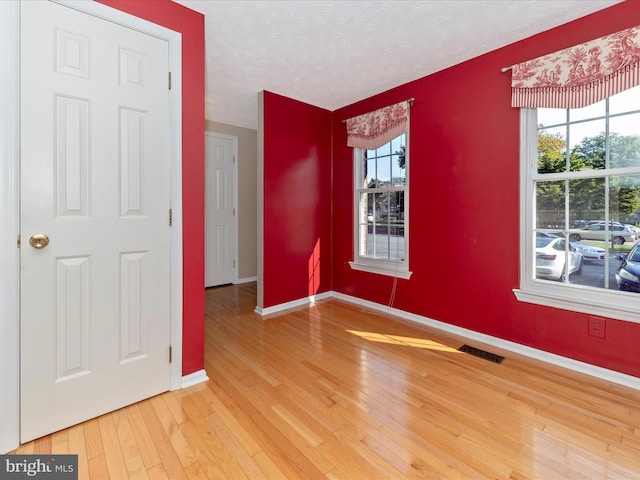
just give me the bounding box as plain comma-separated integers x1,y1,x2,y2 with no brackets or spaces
262,92,333,308
330,1,640,378
97,0,205,376
98,0,640,380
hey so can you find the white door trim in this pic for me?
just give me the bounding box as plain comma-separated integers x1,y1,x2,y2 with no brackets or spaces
0,0,21,456
205,131,239,285
0,0,183,453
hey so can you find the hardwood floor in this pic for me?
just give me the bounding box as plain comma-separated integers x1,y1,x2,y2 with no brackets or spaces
14,282,640,479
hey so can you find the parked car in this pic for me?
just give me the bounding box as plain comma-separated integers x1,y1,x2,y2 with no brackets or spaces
615,242,640,293
536,232,606,262
536,237,583,281
569,224,637,245
570,241,606,262
625,224,640,235
536,231,560,238
585,220,622,227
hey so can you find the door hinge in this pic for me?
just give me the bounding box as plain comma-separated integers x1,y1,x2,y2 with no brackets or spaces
17,235,20,248
233,260,236,268
233,208,236,216
233,156,236,164
169,208,173,226
169,345,172,363
168,71,172,90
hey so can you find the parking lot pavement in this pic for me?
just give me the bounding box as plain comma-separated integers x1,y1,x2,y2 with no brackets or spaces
569,257,621,290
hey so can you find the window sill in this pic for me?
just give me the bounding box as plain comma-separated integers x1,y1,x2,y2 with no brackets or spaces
513,284,640,324
349,261,413,279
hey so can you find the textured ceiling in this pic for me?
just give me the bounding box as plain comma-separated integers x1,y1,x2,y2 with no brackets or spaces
173,0,622,130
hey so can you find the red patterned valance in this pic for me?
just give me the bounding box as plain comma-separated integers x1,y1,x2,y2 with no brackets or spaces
511,25,640,109
346,100,410,150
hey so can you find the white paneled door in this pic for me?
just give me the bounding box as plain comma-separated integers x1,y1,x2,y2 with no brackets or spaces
205,133,237,287
20,1,172,442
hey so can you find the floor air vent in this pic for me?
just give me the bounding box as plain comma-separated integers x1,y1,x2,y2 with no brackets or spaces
458,344,505,364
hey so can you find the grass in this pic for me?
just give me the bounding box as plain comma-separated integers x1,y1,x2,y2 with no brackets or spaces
579,239,635,253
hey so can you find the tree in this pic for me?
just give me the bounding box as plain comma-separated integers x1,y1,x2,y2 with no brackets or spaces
537,130,566,173
571,132,640,169
536,130,566,227
610,181,640,218
535,130,640,224
571,134,606,170
571,133,640,219
395,145,406,170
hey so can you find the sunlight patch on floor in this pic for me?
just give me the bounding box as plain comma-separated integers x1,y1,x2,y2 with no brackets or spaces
347,330,460,353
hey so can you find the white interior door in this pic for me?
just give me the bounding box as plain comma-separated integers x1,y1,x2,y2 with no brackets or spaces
205,133,237,287
20,0,172,442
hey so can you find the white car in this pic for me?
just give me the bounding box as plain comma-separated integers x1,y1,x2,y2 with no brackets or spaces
585,220,621,227
570,241,606,262
536,232,606,262
569,224,636,245
536,237,583,281
626,224,640,235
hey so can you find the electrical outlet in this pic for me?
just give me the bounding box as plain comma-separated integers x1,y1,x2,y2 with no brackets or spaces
588,315,606,339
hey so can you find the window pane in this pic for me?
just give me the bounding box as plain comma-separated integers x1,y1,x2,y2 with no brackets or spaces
538,126,567,174
393,191,404,222
363,155,374,187
374,193,389,223
364,224,406,261
609,85,640,113
364,192,374,223
536,180,565,229
538,108,566,128
609,118,640,168
359,190,406,260
569,119,606,170
566,177,610,287
534,236,578,282
569,177,605,224
389,225,405,261
391,134,405,153
392,154,405,185
609,175,640,228
568,245,607,289
569,99,606,122
376,158,391,186
371,224,388,258
610,112,640,136
376,143,391,157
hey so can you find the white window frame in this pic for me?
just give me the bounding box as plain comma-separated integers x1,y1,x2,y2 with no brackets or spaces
514,108,640,323
349,135,412,279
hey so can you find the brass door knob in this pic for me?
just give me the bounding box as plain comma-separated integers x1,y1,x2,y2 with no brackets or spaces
29,233,50,249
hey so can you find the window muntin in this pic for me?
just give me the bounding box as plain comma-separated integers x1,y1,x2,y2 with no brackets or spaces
518,85,640,320
351,133,410,278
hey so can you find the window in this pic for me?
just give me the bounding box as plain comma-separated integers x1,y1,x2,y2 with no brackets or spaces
350,133,411,278
516,85,640,322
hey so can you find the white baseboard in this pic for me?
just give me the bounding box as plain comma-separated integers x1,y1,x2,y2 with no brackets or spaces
236,276,257,284
331,291,640,391
181,369,209,389
255,291,333,317
259,290,640,391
